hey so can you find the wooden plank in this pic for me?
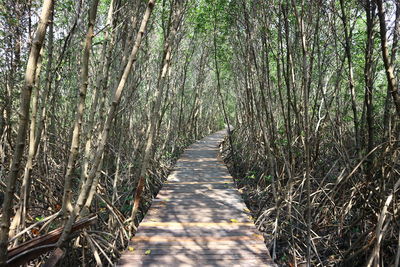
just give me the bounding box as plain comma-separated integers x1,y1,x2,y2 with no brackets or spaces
119,258,275,267
165,181,234,184
118,130,276,266
125,248,266,256
124,239,267,247
138,222,254,227
140,215,251,223
124,243,268,251
124,254,272,261
154,194,243,201
130,235,264,243
158,186,237,193
134,232,262,238
162,183,234,189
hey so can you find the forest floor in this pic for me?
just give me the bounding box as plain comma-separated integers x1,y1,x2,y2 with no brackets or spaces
221,140,287,266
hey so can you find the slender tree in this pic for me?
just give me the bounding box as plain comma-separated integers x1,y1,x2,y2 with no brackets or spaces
0,0,54,265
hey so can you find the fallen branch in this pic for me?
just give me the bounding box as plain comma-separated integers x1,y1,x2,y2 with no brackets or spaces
6,215,97,266
9,211,61,243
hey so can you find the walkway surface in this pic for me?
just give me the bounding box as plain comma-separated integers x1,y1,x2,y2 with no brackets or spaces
118,130,276,266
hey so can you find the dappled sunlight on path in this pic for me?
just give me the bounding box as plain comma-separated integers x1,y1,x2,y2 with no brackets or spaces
118,130,276,266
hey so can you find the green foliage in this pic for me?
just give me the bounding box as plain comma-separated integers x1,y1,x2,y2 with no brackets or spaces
245,170,256,180
57,0,76,13
122,204,132,214
263,175,272,183
35,216,44,222
98,0,112,15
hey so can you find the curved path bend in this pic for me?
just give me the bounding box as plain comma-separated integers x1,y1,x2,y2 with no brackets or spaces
118,130,276,266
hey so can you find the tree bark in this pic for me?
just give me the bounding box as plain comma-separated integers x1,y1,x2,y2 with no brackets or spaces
0,0,53,265
363,0,375,175
376,0,400,119
339,0,360,149
61,0,100,219
48,0,156,254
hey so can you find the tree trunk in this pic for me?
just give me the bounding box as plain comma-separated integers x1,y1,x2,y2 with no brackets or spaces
61,0,100,219
376,0,400,119
363,0,375,176
47,0,156,256
339,0,360,149
129,0,184,230
0,0,53,265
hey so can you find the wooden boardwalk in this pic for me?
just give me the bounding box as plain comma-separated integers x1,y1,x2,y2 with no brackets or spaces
118,130,276,266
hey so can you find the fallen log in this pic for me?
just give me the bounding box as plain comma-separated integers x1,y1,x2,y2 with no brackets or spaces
6,215,97,266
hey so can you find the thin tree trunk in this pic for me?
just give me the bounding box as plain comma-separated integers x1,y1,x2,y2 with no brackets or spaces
10,6,55,241
339,0,360,149
382,0,399,137
61,0,100,218
364,0,375,175
213,1,233,147
291,0,312,264
9,47,44,240
376,0,400,119
129,0,183,230
81,0,115,185
0,0,53,265
47,0,156,255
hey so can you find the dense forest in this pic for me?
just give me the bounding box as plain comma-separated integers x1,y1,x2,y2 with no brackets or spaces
0,0,399,266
